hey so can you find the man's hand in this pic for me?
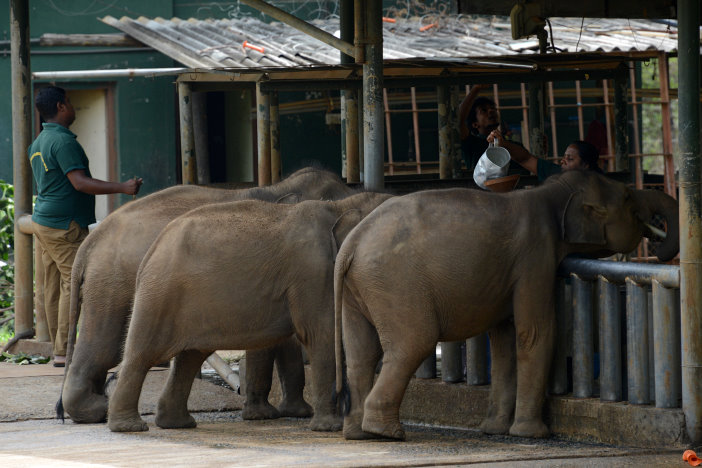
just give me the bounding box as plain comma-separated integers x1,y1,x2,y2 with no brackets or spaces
123,177,143,196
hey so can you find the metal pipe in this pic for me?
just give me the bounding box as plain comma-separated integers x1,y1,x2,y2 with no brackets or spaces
678,0,702,443
206,352,240,393
238,0,357,60
465,334,488,385
572,274,594,398
626,278,650,405
362,0,384,191
652,280,681,408
558,257,679,288
177,82,197,185
599,276,622,401
549,278,569,395
440,341,463,383
32,67,187,80
270,92,281,183
11,0,33,337
547,81,558,159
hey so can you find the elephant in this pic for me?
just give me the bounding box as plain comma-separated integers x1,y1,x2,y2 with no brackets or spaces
333,170,679,441
107,191,394,433
60,167,358,424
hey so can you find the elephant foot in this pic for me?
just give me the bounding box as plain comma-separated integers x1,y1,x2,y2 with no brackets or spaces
108,415,148,433
479,415,511,435
343,420,381,440
309,413,342,432
64,393,108,424
278,398,313,418
242,401,281,420
155,411,197,429
509,419,550,438
361,414,405,441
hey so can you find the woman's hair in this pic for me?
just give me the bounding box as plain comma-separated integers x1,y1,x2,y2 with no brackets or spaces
35,86,66,121
571,140,602,172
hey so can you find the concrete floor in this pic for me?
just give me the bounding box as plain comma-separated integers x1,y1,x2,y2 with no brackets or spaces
0,361,689,467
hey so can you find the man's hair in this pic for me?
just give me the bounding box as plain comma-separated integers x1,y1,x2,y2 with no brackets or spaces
467,97,496,128
35,86,66,121
571,140,602,172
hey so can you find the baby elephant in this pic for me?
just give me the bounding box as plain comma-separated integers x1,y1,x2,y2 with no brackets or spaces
107,191,392,433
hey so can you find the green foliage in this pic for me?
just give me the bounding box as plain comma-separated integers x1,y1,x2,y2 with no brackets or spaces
0,351,50,365
0,180,15,343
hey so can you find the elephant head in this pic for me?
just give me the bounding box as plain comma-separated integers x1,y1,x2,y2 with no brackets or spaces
557,171,679,262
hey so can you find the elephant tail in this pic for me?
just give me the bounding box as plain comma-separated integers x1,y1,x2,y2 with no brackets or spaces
333,247,354,416
56,244,88,422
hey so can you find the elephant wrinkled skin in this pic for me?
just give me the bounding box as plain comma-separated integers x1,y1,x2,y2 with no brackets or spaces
61,168,357,424
107,192,393,433
333,171,679,441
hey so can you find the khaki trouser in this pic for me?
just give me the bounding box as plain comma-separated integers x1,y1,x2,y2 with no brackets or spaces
33,221,88,357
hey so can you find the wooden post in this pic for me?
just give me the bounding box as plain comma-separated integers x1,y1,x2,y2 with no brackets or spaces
178,82,197,185
343,89,360,183
192,91,210,184
270,92,281,183
11,0,34,337
256,82,271,187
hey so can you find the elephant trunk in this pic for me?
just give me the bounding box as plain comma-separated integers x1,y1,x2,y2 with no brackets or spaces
633,189,680,262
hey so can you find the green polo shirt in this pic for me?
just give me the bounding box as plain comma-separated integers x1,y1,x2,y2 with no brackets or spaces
537,158,562,182
28,123,95,230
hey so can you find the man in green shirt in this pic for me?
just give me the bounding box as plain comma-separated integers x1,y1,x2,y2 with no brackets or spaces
29,86,142,366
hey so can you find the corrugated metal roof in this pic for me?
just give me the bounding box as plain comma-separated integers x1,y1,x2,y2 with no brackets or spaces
101,14,684,70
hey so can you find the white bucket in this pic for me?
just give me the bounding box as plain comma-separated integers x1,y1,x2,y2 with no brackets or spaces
473,140,511,190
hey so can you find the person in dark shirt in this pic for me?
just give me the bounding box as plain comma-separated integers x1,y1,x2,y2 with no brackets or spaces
459,84,500,172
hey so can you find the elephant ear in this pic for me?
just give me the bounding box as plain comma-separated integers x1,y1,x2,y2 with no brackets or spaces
561,191,608,245
330,209,362,258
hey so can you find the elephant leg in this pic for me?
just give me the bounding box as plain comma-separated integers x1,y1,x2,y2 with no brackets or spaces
107,355,151,432
155,349,210,429
275,336,313,418
509,286,556,438
304,337,343,432
480,319,517,435
342,306,383,440
242,347,280,420
361,333,435,441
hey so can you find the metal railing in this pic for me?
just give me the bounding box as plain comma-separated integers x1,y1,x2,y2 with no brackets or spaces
417,257,682,409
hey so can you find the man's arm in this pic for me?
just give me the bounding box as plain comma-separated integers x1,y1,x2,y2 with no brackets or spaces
487,130,538,174
67,170,142,195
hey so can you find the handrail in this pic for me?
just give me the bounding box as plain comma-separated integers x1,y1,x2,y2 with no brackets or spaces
558,256,679,288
